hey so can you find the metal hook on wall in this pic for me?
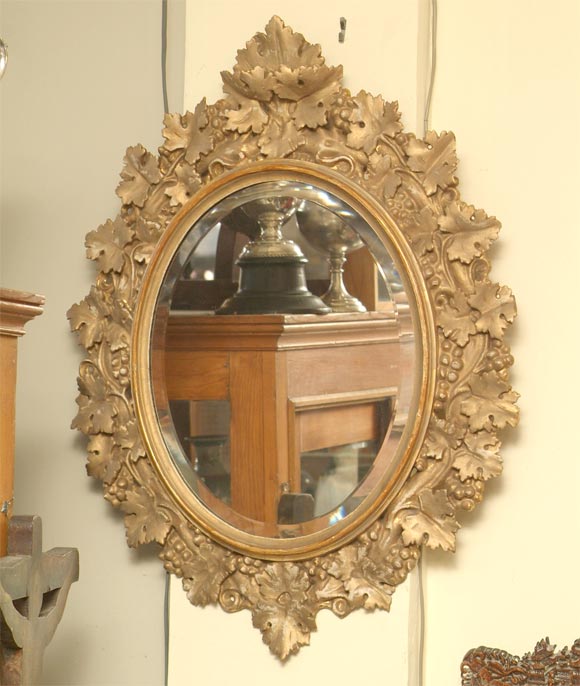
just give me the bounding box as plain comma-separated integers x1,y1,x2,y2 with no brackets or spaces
338,17,347,43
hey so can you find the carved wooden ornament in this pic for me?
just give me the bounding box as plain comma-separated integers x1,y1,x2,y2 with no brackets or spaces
462,638,580,685
68,17,518,660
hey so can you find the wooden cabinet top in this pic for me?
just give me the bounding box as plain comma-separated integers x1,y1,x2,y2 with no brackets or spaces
166,310,399,351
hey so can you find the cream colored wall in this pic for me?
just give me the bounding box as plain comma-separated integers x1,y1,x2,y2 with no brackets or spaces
0,1,182,683
423,0,580,681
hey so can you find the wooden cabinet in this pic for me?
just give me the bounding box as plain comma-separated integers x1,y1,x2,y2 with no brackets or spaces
165,311,401,523
0,289,44,555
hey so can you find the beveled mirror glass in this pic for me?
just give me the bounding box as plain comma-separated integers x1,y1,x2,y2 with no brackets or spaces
69,17,518,660
135,166,428,556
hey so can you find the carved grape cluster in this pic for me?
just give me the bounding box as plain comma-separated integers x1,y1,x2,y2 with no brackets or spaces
383,543,420,585
110,349,130,387
232,555,264,576
434,338,466,415
446,472,485,512
479,339,515,379
105,473,130,507
306,556,330,582
161,528,208,577
329,89,356,133
386,187,421,232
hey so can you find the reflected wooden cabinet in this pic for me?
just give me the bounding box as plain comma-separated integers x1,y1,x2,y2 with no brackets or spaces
165,311,401,524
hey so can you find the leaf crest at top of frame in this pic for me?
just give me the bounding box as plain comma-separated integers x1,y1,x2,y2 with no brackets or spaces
234,16,324,73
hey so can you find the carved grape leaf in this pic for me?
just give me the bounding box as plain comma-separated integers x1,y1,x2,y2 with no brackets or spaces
400,490,459,551
221,66,277,102
114,420,146,462
347,92,403,154
403,205,438,256
252,564,316,660
164,161,202,207
67,294,105,349
224,91,268,134
162,100,214,163
73,364,118,434
235,16,323,72
439,202,501,263
366,153,401,202
274,65,341,100
182,543,231,606
461,373,519,431
274,65,342,129
103,320,130,352
134,216,162,242
73,393,117,435
311,574,347,603
345,573,393,611
85,216,133,274
116,144,161,207
454,431,503,481
258,116,305,157
437,290,477,346
469,283,516,339
86,434,124,483
132,217,164,265
327,546,393,611
423,418,461,460
219,570,259,612
407,131,458,195
253,605,314,661
121,484,172,547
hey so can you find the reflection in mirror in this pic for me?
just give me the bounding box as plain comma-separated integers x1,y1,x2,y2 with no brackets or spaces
151,181,416,540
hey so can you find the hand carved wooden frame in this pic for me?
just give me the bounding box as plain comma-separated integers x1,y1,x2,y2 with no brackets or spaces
68,17,518,660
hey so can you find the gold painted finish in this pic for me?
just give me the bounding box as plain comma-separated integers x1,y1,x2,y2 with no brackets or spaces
68,17,518,660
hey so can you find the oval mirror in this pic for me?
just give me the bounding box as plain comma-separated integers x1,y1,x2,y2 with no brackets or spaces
134,164,431,557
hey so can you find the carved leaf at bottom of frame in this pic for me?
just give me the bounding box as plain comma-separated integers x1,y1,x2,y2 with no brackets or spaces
182,542,234,606
251,564,317,660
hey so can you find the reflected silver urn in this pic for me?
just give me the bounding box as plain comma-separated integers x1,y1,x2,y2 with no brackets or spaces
216,197,330,315
296,202,367,313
